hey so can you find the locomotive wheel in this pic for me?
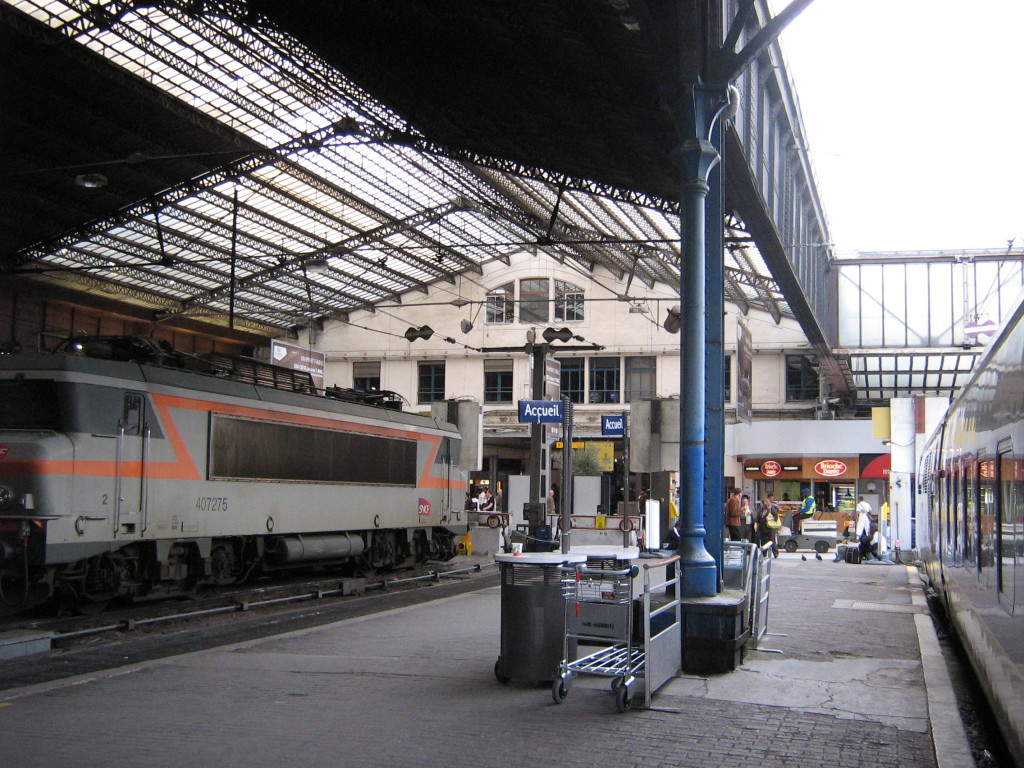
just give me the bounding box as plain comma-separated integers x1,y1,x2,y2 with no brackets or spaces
615,684,632,712
784,539,798,553
814,540,830,554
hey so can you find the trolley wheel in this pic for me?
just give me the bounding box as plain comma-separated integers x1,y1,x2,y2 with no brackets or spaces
552,676,569,705
494,658,510,685
619,517,634,532
611,676,624,693
784,539,798,553
557,517,573,531
486,514,501,529
814,540,830,554
615,683,633,712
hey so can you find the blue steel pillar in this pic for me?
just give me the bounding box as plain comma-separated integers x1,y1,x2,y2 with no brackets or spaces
670,83,725,598
704,116,725,583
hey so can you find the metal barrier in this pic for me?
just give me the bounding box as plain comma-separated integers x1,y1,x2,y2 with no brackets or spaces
722,541,775,651
748,544,775,649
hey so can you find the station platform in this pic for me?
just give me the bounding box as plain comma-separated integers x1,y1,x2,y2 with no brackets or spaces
0,552,974,768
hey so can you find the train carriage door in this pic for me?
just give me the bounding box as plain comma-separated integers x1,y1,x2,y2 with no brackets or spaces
115,392,147,536
998,445,1018,613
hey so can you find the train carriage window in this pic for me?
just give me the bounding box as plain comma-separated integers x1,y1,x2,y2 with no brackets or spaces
978,457,996,577
999,447,1020,612
964,456,977,568
947,458,961,567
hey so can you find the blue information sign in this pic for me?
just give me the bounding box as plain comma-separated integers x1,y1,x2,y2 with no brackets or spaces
601,414,626,436
518,399,564,423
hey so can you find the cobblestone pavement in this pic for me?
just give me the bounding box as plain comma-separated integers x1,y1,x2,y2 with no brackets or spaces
0,554,953,768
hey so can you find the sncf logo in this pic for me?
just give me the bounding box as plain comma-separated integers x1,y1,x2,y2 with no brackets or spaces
418,498,431,517
0,445,8,460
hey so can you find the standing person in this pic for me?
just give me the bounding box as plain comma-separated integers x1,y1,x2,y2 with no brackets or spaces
725,488,743,541
856,496,874,560
741,494,753,541
756,497,780,558
792,488,816,535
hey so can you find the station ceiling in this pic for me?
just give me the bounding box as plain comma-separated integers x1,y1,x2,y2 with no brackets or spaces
0,0,791,341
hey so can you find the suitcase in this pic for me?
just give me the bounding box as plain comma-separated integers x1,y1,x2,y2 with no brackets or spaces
845,546,862,564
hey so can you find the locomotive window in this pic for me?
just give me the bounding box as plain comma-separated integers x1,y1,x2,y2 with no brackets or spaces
434,437,460,466
210,415,417,485
122,393,143,436
0,380,60,429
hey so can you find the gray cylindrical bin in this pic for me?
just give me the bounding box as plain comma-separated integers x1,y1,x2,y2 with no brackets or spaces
494,552,585,685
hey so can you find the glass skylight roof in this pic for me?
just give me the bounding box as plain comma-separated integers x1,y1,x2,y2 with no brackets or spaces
9,0,791,336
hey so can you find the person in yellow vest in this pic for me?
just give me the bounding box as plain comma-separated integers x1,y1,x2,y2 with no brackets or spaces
792,488,816,535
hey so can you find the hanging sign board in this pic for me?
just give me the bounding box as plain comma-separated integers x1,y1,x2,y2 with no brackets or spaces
270,340,325,391
601,415,626,436
518,399,564,423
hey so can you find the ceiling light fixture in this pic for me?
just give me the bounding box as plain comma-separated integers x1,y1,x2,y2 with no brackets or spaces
75,173,108,189
305,258,330,275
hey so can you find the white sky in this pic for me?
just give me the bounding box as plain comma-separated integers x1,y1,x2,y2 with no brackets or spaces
777,1,1024,255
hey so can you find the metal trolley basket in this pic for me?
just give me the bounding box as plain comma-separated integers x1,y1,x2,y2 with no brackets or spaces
551,555,681,712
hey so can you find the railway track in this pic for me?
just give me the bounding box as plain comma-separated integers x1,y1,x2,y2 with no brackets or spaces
0,559,499,692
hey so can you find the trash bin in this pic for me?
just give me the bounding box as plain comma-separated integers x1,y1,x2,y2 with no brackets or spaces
494,552,585,685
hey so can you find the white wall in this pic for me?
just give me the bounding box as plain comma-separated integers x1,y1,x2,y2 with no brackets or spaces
726,419,878,456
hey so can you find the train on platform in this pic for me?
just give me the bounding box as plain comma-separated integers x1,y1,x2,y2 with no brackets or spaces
918,296,1024,766
0,335,468,611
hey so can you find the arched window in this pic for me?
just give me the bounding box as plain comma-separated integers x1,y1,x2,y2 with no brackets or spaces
485,282,514,323
554,280,584,322
519,278,549,324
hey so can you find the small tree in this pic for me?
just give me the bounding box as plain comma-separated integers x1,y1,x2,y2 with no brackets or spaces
572,448,603,477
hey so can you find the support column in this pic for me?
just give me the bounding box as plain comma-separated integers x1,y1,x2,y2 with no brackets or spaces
669,83,723,598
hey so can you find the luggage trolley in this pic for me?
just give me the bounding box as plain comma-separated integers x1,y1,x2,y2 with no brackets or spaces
551,555,681,712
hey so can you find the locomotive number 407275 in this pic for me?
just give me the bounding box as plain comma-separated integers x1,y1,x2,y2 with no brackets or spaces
195,497,229,512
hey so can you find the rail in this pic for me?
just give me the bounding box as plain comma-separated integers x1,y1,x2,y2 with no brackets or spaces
51,562,498,642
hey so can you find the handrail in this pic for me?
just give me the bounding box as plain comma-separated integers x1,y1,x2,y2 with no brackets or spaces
642,554,681,570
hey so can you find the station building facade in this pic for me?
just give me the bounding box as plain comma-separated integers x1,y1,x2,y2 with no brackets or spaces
308,253,885,528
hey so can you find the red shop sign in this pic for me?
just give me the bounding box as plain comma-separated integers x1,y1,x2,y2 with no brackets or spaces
814,460,848,477
760,460,782,477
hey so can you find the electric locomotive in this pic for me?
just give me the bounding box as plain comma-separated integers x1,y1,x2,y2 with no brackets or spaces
918,297,1024,766
0,335,468,610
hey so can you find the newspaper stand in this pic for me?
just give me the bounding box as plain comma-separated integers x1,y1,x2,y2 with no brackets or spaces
551,555,681,712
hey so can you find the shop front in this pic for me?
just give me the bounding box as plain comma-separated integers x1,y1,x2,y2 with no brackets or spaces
742,456,872,534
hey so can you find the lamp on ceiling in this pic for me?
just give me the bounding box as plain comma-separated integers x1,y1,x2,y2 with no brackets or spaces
305,257,330,275
75,173,107,189
663,305,681,334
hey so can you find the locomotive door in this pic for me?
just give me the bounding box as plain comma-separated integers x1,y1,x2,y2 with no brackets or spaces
114,392,147,536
